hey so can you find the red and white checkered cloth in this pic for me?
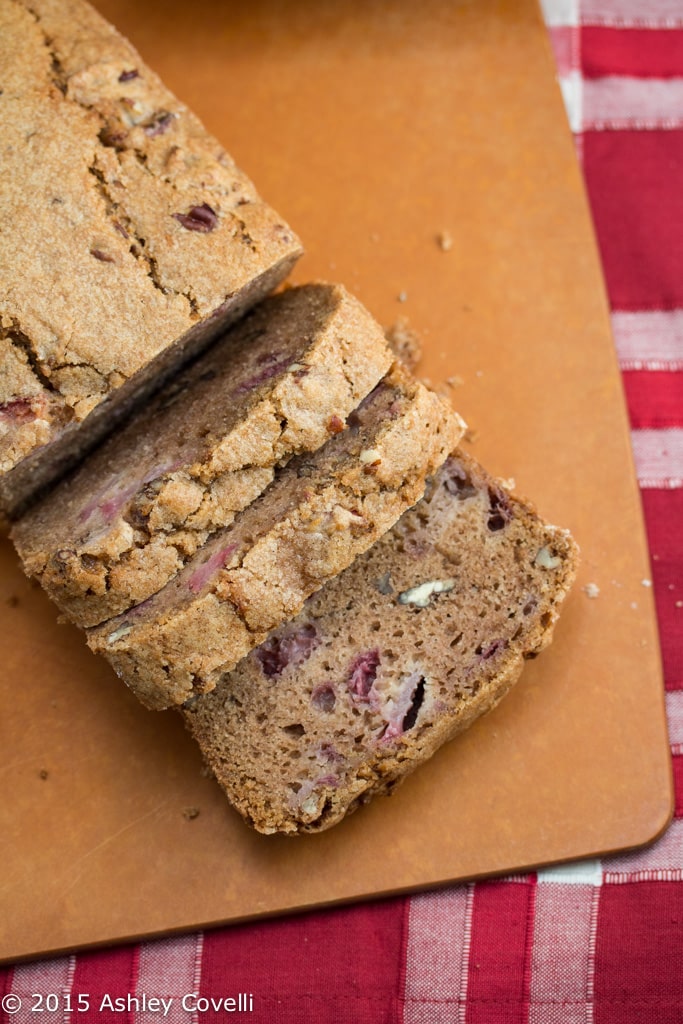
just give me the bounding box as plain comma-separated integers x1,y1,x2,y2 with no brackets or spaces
2,2,682,1020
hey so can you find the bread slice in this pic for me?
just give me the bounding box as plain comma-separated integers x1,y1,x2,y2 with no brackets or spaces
12,284,393,627
182,449,578,834
87,366,465,710
0,0,301,521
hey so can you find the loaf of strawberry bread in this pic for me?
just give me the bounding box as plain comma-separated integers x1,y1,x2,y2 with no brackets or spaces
0,0,301,521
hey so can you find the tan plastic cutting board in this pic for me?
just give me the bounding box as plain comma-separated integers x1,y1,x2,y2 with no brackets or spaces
0,0,672,963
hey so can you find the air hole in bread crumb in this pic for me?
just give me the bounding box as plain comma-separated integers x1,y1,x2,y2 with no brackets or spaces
283,723,305,738
402,678,426,732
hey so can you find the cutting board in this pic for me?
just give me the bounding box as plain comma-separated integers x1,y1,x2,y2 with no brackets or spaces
0,0,672,963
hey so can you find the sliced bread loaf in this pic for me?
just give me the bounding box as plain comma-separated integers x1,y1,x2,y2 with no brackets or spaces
183,450,578,834
12,284,393,627
0,0,301,521
87,366,465,710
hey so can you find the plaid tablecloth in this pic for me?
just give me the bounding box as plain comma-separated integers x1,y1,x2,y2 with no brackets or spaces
2,1,682,1020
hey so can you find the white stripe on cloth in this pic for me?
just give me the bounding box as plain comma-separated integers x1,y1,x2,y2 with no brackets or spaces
558,71,584,132
548,26,580,76
537,859,603,885
540,0,579,28
583,76,683,130
529,882,600,1024
579,0,683,28
612,310,683,371
403,885,473,1024
135,934,202,1024
667,691,683,747
9,955,74,1024
603,818,683,881
631,428,683,488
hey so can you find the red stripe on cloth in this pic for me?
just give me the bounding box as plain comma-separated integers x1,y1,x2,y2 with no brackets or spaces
583,131,683,310
674,755,683,817
594,881,683,1022
199,899,406,1024
582,27,683,78
0,967,14,1018
465,879,536,1024
641,489,683,690
70,946,140,1024
623,371,683,428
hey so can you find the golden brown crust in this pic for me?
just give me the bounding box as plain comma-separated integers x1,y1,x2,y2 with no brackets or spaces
0,0,301,513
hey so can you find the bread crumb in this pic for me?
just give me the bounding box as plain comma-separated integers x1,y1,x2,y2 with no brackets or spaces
676,600,683,608
583,582,600,598
397,290,407,303
436,230,453,252
445,375,464,388
183,807,200,820
384,317,423,371
39,769,49,780
641,579,652,588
